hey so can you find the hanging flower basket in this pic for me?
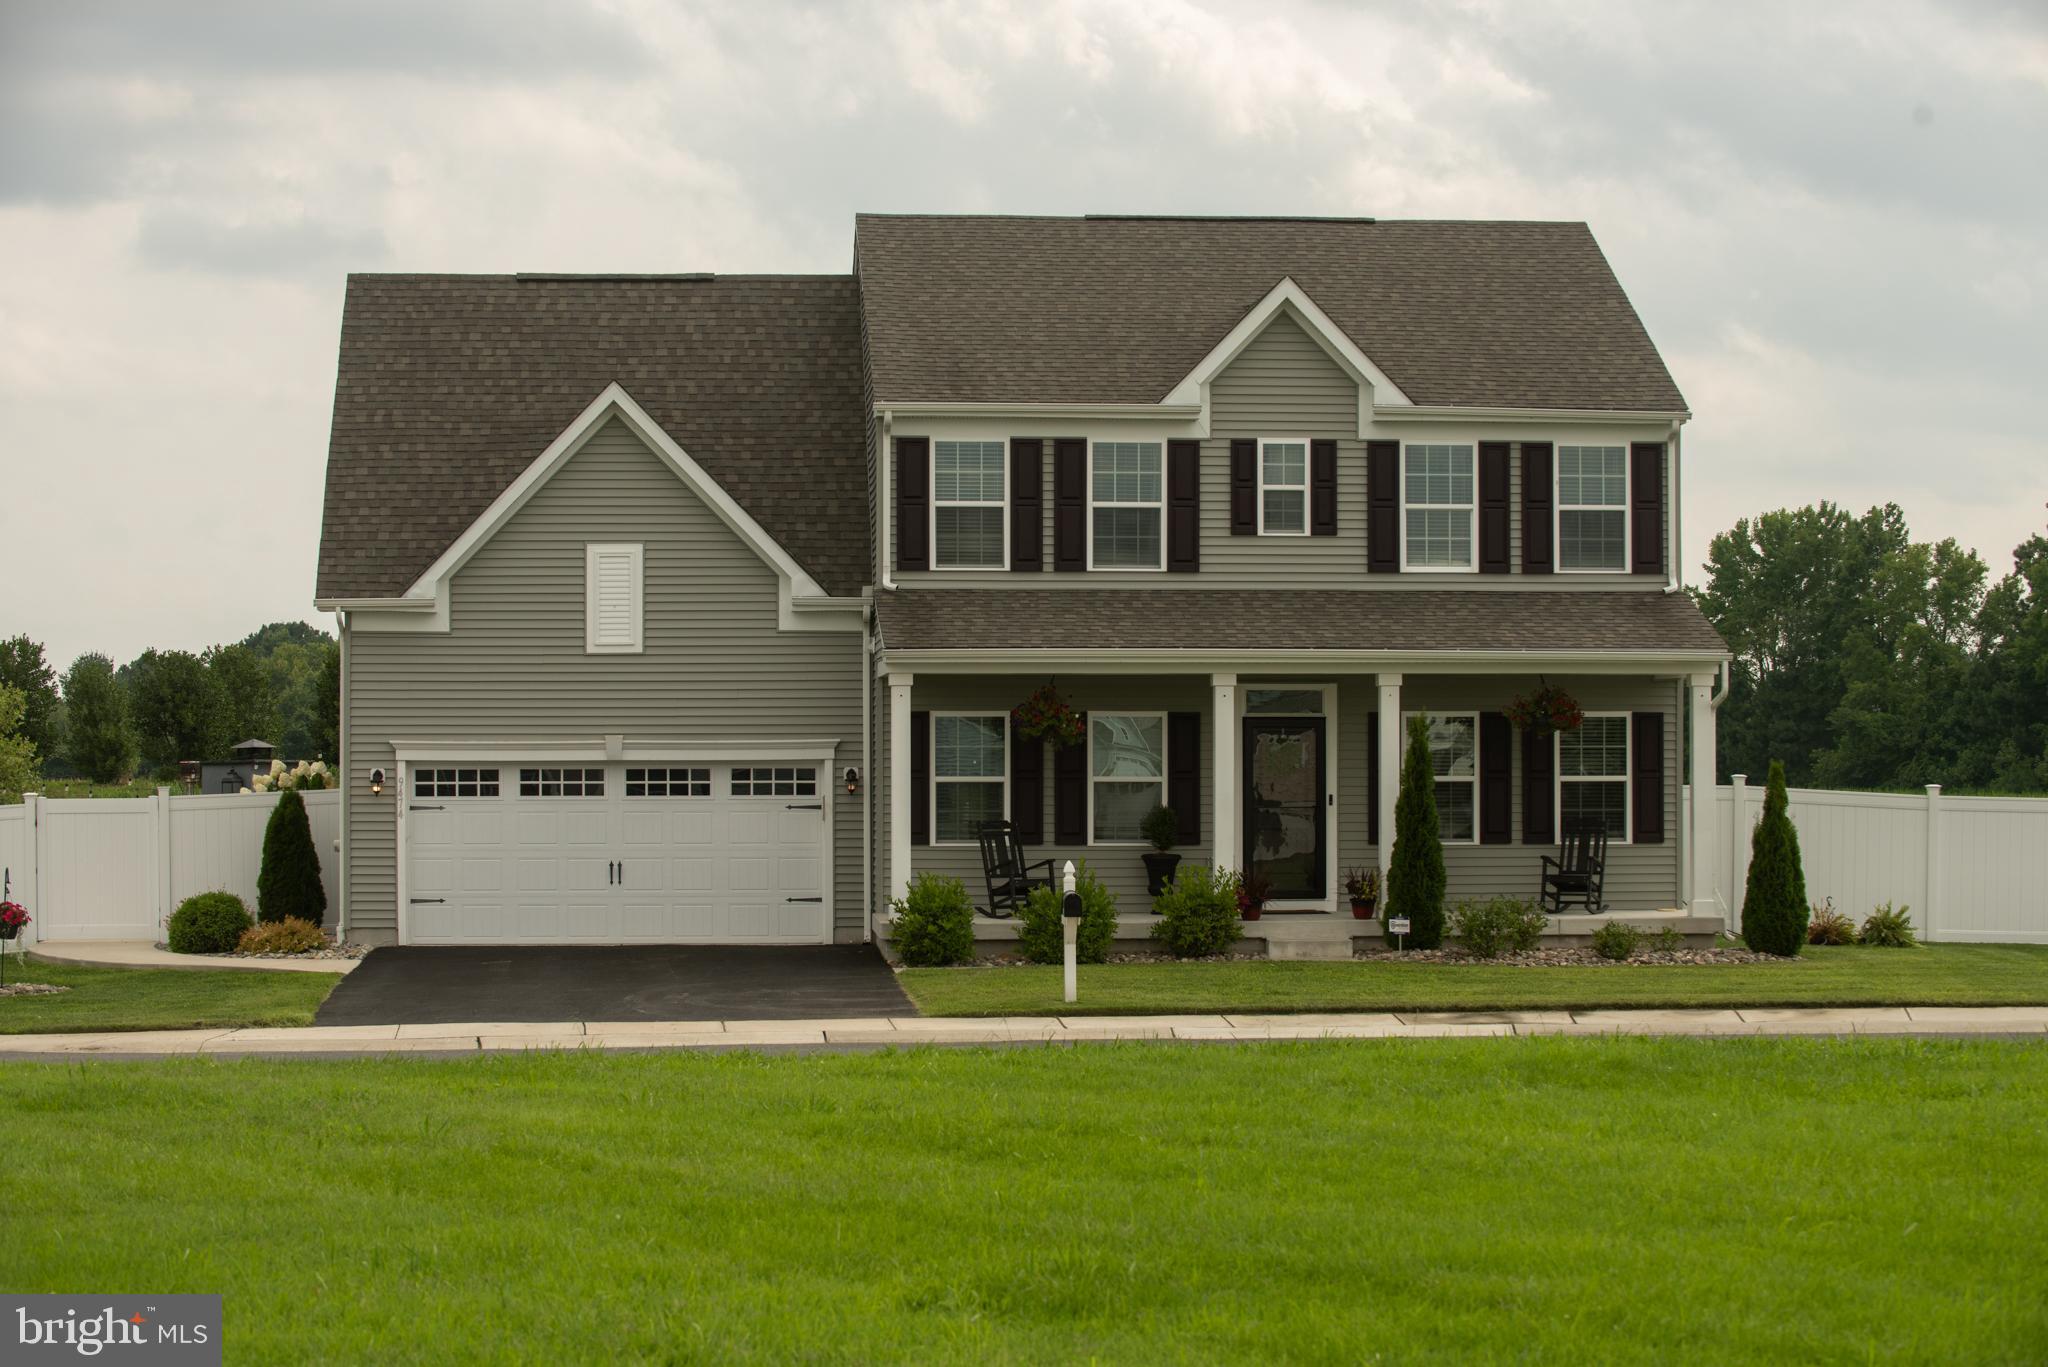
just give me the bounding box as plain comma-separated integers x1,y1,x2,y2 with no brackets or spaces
1505,682,1584,738
0,900,27,941
1011,682,1085,749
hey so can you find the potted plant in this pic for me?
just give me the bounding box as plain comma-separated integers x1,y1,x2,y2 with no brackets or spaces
1344,867,1380,920
1010,681,1085,749
1238,869,1273,921
0,894,27,988
1140,804,1181,896
1505,679,1584,738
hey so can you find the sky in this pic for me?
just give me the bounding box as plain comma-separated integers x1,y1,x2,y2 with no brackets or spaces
2,0,2044,675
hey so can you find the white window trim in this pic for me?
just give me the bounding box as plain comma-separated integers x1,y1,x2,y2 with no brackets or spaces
1398,442,1479,574
930,712,1009,847
1555,442,1632,575
1257,436,1312,536
930,440,1010,572
584,542,644,653
1086,439,1167,572
1087,710,1168,846
1556,712,1633,845
1402,710,1480,846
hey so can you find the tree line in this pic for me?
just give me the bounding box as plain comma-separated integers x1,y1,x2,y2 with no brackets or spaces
0,622,339,790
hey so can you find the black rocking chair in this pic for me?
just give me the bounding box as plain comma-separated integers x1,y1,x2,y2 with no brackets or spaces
977,820,1056,919
1539,826,1610,914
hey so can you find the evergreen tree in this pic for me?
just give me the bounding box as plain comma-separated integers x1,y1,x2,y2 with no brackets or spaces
1384,714,1447,949
1741,761,1810,956
256,788,326,926
61,654,133,783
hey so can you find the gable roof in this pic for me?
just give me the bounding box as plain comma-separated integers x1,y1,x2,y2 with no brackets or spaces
854,215,1686,412
316,273,868,601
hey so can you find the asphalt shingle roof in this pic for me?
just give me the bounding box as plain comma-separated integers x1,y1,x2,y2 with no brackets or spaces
316,274,868,601
875,588,1727,656
855,215,1686,411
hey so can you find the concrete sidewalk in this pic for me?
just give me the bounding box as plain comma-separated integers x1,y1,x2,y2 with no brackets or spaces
2,1007,2045,1057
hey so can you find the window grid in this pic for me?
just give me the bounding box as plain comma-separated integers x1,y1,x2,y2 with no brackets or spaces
517,767,605,798
624,767,711,798
731,766,818,797
1259,438,1309,536
1557,445,1629,572
933,713,1007,844
1403,443,1476,570
1406,713,1478,845
933,440,1006,570
1089,712,1166,844
1090,441,1164,570
413,767,500,799
1558,713,1631,841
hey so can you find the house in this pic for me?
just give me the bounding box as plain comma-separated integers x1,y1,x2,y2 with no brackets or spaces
313,216,1730,949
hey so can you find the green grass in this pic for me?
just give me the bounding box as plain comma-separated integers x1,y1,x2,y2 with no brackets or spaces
0,956,340,1033
3,1039,2043,1361
902,943,2048,1017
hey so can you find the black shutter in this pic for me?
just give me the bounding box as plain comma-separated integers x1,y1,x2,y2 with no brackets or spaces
1478,441,1510,574
1053,715,1088,844
1229,439,1257,535
1633,711,1666,843
1521,441,1553,574
1367,714,1380,844
1310,438,1338,536
1480,712,1512,844
1052,438,1087,571
1011,724,1044,844
1010,438,1042,572
895,437,929,572
1631,443,1665,576
1167,712,1200,844
1522,725,1555,844
909,710,930,845
1367,440,1399,572
1168,440,1201,572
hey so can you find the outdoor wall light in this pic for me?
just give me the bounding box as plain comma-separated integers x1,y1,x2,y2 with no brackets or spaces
370,767,386,796
844,767,861,796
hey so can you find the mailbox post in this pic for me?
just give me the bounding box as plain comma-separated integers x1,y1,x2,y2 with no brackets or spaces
1061,859,1081,1004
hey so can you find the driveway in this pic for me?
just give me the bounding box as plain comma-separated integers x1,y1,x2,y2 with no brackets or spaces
313,944,915,1026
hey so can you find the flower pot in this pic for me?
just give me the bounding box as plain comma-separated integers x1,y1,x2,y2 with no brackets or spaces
1239,904,1262,921
1350,899,1376,920
1142,851,1181,897
0,925,18,941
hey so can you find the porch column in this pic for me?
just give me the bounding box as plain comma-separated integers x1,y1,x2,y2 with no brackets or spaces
1376,674,1402,877
888,671,915,908
1688,672,1719,916
1210,674,1237,870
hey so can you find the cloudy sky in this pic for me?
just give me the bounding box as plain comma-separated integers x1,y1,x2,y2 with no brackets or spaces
3,0,2043,673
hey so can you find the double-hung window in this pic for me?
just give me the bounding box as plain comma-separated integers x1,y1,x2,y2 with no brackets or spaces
933,714,1006,843
933,440,1006,569
1259,439,1309,535
1090,441,1164,570
1558,714,1630,840
1402,443,1475,570
1406,713,1478,844
1089,713,1166,843
1557,445,1628,571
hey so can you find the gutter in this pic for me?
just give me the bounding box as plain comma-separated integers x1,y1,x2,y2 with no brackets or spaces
1664,419,1684,594
879,408,896,592
335,608,349,944
861,601,876,941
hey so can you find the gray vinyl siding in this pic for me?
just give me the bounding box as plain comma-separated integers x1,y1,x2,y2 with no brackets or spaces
344,416,866,944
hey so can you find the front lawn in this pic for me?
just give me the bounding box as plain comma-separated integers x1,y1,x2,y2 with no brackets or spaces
4,1039,2044,1361
0,957,340,1033
902,943,2048,1016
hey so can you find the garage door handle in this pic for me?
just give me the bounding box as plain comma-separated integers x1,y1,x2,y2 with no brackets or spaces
786,896,823,903
786,803,824,810
409,898,445,904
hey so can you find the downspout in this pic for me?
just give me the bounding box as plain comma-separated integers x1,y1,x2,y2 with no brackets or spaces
879,408,897,591
860,597,875,941
1662,419,1683,593
335,608,349,943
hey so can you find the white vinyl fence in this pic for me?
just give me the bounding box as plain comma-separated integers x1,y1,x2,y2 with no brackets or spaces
0,790,341,947
1690,779,2048,944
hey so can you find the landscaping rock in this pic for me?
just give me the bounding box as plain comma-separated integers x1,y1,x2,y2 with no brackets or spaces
0,983,70,998
1353,945,1777,967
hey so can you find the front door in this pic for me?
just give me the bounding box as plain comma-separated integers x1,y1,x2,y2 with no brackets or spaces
1243,718,1327,901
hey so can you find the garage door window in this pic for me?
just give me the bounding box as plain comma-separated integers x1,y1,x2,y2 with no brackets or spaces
625,767,711,797
413,768,499,798
732,766,817,797
518,766,606,798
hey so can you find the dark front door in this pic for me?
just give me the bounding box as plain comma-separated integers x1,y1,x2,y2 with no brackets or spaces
1243,718,1327,901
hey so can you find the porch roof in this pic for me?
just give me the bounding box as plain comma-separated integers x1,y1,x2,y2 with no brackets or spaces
874,588,1728,658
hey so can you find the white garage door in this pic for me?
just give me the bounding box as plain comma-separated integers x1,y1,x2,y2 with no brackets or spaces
404,762,829,944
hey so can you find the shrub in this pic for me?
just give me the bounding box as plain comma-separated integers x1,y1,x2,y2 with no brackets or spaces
257,788,327,926
1150,864,1243,958
1017,860,1119,964
890,872,976,966
1859,902,1918,948
1451,897,1549,959
238,916,326,954
1807,898,1857,946
1383,716,1447,949
1591,920,1642,962
167,891,253,954
1140,805,1180,853
1740,761,1810,957
1652,925,1685,954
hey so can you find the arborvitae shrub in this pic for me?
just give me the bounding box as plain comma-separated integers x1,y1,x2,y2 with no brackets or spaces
1384,715,1447,950
1741,761,1810,956
257,788,327,927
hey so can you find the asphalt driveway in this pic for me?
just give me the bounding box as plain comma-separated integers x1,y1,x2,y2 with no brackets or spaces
314,944,915,1025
